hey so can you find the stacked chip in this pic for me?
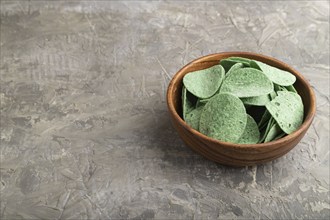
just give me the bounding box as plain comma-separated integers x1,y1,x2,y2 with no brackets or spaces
182,57,304,144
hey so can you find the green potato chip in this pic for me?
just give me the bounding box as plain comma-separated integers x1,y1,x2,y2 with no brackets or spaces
273,132,286,141
259,117,276,143
264,123,283,143
280,86,288,91
237,114,260,144
220,60,239,73
199,96,214,105
185,105,204,131
226,62,244,77
182,86,197,120
269,91,277,100
227,57,251,66
266,91,304,134
195,99,207,108
199,98,211,104
285,84,298,93
250,60,296,86
220,57,249,72
258,110,271,129
183,64,225,99
274,84,288,93
241,94,271,106
219,68,274,98
200,63,243,103
199,93,247,143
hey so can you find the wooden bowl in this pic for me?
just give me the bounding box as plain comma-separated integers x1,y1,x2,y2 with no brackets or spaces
166,52,316,167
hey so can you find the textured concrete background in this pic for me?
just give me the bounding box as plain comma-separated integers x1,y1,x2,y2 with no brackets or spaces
0,1,329,219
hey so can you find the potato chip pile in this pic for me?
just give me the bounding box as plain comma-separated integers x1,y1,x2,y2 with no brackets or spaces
182,57,304,144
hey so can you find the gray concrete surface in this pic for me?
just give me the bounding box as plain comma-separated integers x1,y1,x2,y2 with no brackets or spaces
0,1,329,219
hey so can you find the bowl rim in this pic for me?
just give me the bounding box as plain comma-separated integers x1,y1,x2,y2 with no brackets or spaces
167,51,316,149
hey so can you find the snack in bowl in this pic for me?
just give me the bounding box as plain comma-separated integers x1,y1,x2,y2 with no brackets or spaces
166,52,316,166
182,56,304,144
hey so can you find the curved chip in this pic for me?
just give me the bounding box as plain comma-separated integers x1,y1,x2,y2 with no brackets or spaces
250,60,296,86
182,86,197,120
199,93,247,142
264,123,284,143
274,84,288,92
195,99,206,108
227,57,251,66
266,91,304,134
226,62,244,77
185,105,204,131
183,65,225,99
237,114,260,144
220,57,250,72
220,59,239,72
269,91,277,100
285,84,298,93
273,132,286,141
259,117,275,143
220,68,274,98
241,94,271,106
258,110,271,129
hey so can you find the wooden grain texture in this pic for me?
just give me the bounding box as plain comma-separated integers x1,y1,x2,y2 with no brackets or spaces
167,52,316,167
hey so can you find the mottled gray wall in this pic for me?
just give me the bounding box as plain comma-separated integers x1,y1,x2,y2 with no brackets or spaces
0,1,329,219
